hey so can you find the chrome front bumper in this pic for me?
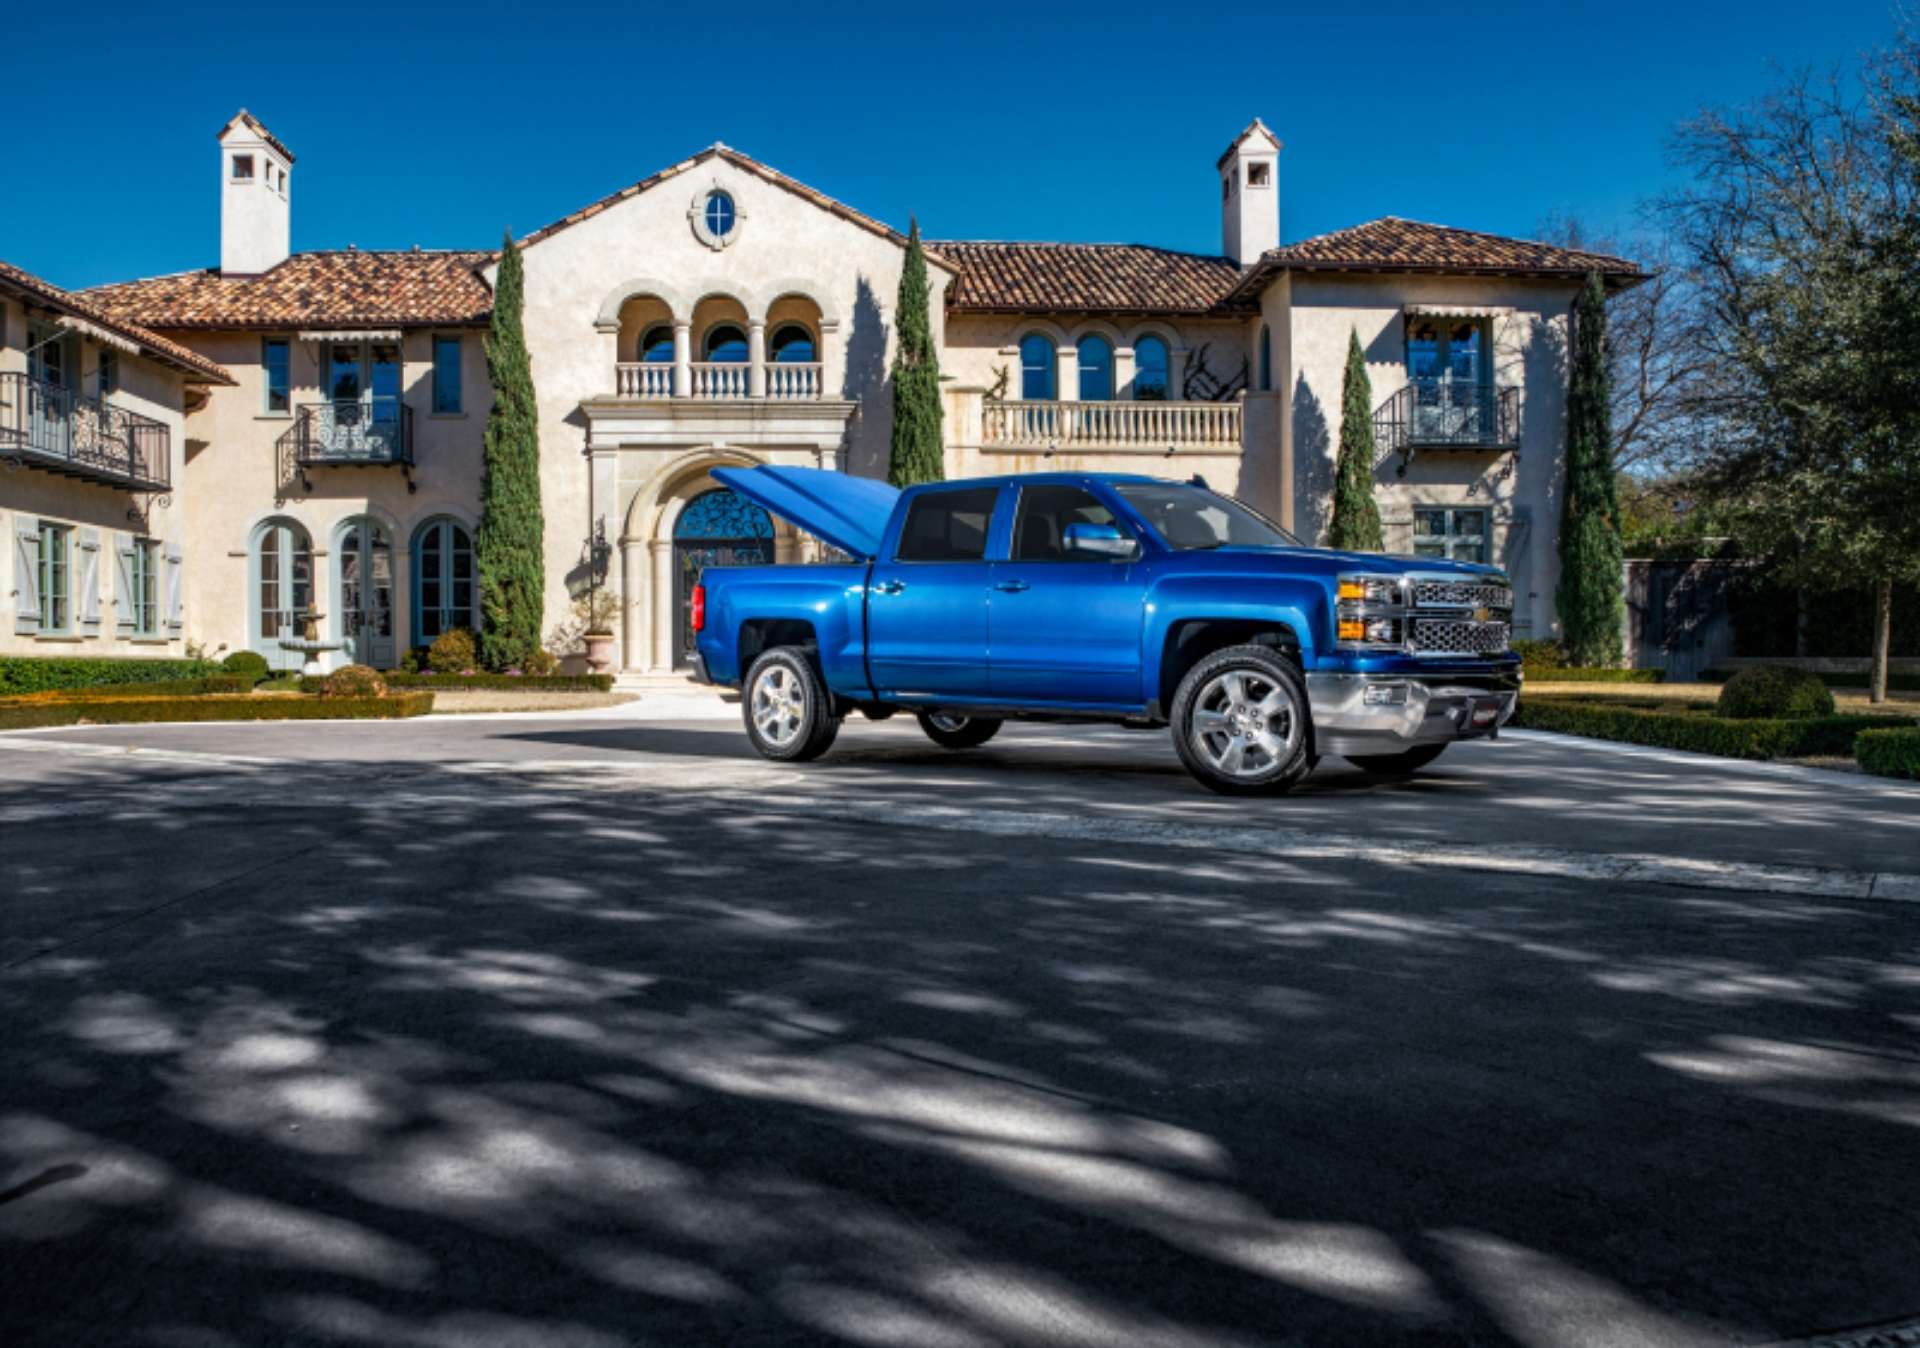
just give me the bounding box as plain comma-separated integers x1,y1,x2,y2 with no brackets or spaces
1306,673,1518,759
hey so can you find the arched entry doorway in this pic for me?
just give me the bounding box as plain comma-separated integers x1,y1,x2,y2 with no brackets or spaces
336,516,396,668
671,487,773,668
251,518,313,670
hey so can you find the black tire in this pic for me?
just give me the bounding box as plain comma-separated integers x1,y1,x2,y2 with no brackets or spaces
1169,644,1314,796
742,647,841,762
1346,744,1447,775
915,711,1003,749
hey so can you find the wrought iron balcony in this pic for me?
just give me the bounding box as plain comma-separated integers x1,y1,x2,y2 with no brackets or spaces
0,371,171,492
1374,379,1520,459
282,398,415,492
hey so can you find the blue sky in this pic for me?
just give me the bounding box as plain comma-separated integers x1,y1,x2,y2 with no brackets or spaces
8,0,1901,289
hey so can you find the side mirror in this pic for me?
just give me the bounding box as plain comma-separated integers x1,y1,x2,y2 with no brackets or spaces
1063,521,1138,560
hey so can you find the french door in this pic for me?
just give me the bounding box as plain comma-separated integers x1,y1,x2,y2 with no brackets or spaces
1406,318,1488,442
413,519,475,646
338,518,396,668
253,522,314,669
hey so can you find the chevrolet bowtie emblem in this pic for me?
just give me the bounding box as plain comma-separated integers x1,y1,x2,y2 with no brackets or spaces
1474,606,1492,623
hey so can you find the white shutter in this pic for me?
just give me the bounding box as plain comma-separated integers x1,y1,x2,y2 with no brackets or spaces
12,515,40,635
77,528,102,635
114,533,137,634
163,543,184,633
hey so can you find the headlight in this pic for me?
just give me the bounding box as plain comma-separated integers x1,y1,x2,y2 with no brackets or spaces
1337,616,1402,645
1337,575,1403,606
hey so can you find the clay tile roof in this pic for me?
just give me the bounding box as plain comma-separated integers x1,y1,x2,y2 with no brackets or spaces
221,109,295,164
0,259,233,384
519,144,951,269
1229,217,1643,298
83,250,496,331
932,241,1253,316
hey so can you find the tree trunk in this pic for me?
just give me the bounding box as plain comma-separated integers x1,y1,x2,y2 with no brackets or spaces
1871,576,1893,705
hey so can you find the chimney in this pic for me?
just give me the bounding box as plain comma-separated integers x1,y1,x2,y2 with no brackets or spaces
218,110,293,275
1219,118,1281,267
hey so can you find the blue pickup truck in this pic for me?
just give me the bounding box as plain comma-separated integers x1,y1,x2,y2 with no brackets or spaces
692,467,1520,794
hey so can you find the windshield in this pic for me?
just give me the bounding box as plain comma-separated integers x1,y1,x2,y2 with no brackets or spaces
1113,483,1301,551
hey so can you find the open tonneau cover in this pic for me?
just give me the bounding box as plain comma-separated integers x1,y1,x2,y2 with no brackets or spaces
710,466,900,561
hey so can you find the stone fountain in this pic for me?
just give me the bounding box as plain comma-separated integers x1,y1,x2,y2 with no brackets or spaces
278,607,343,677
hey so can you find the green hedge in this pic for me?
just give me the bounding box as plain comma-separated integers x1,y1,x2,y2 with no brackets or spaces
0,656,220,695
1856,727,1920,779
1,675,252,701
1512,699,1912,760
1700,667,1920,694
369,672,613,692
0,691,435,731
1524,667,1666,683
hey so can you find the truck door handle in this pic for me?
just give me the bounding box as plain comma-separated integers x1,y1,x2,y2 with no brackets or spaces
874,580,906,595
993,580,1031,593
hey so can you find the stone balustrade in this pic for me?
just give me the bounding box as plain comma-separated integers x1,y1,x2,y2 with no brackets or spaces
982,399,1243,451
614,363,674,398
612,361,823,401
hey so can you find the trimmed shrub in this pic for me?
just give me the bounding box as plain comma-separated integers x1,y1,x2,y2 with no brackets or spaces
1513,698,1908,760
427,628,479,674
0,692,434,731
1701,667,1920,694
220,650,271,682
0,676,250,703
1512,639,1566,670
1856,727,1920,779
322,665,387,699
0,656,219,695
1524,667,1666,684
1716,665,1836,720
379,671,614,692
522,647,559,676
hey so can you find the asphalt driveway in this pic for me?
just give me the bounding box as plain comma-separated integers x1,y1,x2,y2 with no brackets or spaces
3,715,1919,1347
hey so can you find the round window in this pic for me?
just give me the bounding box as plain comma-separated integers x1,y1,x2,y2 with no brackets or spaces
704,191,736,238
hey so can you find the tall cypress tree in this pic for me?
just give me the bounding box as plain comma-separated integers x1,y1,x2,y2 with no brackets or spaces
1556,272,1626,665
475,232,546,670
1328,329,1385,551
887,220,945,486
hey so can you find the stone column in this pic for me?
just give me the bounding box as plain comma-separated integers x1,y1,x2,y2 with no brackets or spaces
748,321,767,398
650,539,675,670
672,321,692,398
1055,344,1077,402
621,537,645,670
1115,346,1136,401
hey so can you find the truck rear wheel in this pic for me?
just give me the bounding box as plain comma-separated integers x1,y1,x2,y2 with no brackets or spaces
743,647,840,762
916,711,1003,749
1346,744,1447,775
1170,644,1314,795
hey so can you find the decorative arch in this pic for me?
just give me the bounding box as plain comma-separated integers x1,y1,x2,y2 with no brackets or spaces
594,277,688,331
684,279,760,314
1068,318,1126,348
760,279,840,327
410,513,479,646
1012,318,1070,349
623,446,771,544
247,514,315,666
1129,320,1182,352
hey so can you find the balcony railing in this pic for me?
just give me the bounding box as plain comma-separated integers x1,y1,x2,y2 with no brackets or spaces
287,398,414,467
982,399,1243,452
611,361,825,401
0,371,171,492
1374,379,1520,457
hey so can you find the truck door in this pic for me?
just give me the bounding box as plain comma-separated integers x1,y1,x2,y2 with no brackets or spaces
865,485,1002,698
989,483,1145,706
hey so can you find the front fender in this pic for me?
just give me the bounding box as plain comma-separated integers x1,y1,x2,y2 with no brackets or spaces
1143,572,1327,694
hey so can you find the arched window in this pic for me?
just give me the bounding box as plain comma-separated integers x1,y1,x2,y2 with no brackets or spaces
703,324,748,362
337,517,396,669
1134,335,1170,400
704,191,736,239
770,324,816,363
1019,333,1055,400
413,517,476,647
638,324,675,364
251,519,312,668
1076,335,1114,402
1259,325,1273,392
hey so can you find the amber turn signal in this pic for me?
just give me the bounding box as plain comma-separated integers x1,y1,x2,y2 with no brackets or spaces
1337,618,1367,642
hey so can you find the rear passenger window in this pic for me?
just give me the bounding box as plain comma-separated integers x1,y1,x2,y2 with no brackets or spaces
896,488,1000,562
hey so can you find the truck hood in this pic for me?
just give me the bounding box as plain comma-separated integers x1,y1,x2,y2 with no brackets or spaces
1187,545,1506,580
710,466,900,560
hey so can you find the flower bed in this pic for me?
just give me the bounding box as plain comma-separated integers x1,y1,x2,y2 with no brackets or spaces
1512,697,1911,760
0,655,220,695
1856,727,1920,779
0,691,435,731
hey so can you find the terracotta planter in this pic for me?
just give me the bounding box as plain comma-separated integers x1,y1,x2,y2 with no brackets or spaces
582,632,616,674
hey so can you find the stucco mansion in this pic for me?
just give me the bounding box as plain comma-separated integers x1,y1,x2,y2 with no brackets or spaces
1,111,1638,673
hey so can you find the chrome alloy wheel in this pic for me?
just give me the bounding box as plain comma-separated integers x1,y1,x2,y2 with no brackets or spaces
751,663,806,748
1189,668,1301,779
927,712,970,733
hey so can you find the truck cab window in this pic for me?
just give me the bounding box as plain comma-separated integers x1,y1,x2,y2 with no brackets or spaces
1012,485,1127,561
897,488,999,562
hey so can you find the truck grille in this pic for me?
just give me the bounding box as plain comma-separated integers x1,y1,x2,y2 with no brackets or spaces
1411,579,1513,611
1410,617,1511,656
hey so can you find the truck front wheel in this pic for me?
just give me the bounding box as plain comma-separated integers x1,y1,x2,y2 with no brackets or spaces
916,712,1003,749
1170,644,1315,795
743,647,841,762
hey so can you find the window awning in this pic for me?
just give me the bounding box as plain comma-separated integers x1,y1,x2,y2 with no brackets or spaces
297,329,403,342
56,315,143,355
1403,303,1514,319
